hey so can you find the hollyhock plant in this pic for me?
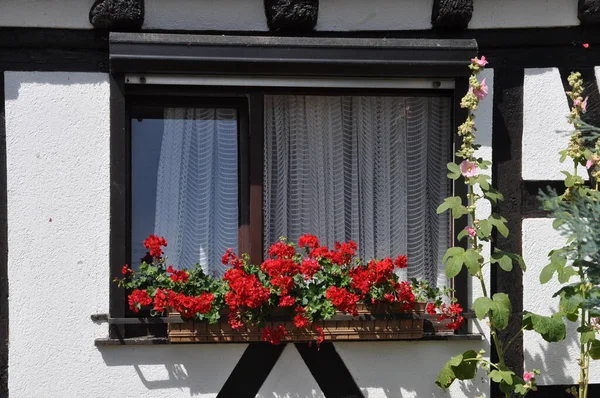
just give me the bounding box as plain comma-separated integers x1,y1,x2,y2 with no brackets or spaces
436,56,564,397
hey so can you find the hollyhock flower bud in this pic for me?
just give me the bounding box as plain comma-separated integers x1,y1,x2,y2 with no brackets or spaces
460,160,478,178
465,226,477,237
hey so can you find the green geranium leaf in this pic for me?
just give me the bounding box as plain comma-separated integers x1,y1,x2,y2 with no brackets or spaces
523,312,566,342
447,162,462,180
473,297,494,320
489,214,509,238
491,293,512,331
590,340,600,360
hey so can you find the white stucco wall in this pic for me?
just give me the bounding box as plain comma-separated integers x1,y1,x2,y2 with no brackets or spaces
522,68,588,181
0,0,581,30
522,218,600,385
4,71,491,397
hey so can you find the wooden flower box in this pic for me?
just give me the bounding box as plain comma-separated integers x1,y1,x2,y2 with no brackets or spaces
167,303,426,343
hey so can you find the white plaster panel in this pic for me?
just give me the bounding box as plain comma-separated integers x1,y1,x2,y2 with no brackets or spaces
143,0,268,31
471,69,493,339
0,0,95,28
335,341,489,398
4,71,247,397
523,68,587,180
257,344,324,398
316,0,432,31
470,0,579,29
522,218,600,385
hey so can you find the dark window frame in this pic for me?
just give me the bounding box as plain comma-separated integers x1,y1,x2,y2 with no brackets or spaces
108,34,477,339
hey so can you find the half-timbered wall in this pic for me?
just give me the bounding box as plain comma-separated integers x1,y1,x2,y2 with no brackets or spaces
2,1,600,397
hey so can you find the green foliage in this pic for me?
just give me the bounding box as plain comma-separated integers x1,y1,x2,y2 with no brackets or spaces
437,196,469,219
442,247,482,278
436,350,479,390
522,312,567,342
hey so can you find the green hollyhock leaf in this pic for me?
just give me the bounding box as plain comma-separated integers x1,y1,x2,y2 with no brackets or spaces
489,214,509,238
436,350,479,390
540,263,558,284
464,249,482,276
580,329,595,345
443,247,466,278
483,189,504,205
559,291,583,315
437,196,462,214
523,312,566,342
491,293,512,330
558,266,578,284
457,228,470,241
491,251,513,272
447,162,462,180
478,219,493,238
471,174,491,190
590,340,600,360
473,297,494,320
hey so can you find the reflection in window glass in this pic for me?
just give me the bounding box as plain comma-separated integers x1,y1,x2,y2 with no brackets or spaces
131,108,238,276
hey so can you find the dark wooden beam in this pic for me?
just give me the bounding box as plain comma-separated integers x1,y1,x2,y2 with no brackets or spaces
491,67,525,397
295,342,364,398
217,343,286,398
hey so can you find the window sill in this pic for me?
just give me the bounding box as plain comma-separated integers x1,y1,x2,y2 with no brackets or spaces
94,333,483,346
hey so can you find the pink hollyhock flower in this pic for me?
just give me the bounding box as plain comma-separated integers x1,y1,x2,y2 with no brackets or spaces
465,226,476,237
460,160,478,178
523,371,535,383
471,56,488,67
587,159,594,169
472,78,488,100
583,43,590,49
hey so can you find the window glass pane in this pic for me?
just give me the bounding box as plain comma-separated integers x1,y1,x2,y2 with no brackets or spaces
264,96,451,287
132,108,238,276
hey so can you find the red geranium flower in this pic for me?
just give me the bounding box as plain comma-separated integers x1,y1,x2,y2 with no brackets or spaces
167,265,189,283
279,295,296,307
128,289,152,312
121,264,133,275
394,255,408,269
294,313,311,328
298,234,320,249
326,286,360,316
261,325,287,345
143,234,168,258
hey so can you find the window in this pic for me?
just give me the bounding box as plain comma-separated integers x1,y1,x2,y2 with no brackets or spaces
109,33,476,332
131,104,240,275
129,93,451,289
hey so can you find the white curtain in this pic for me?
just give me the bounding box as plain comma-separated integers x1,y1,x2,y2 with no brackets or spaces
154,108,238,276
264,96,451,287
